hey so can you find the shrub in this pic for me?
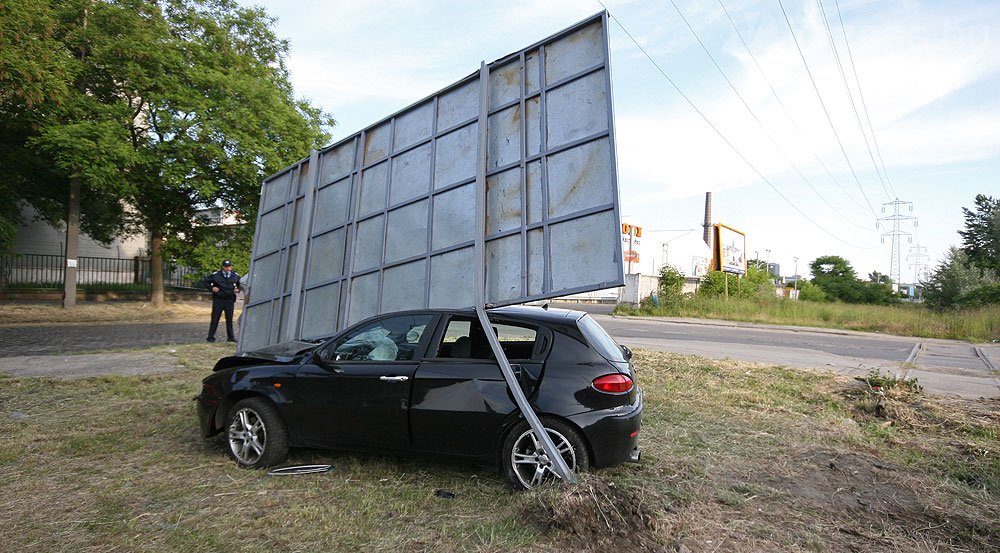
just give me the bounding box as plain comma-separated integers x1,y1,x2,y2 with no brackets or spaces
795,280,827,302
957,284,1000,308
656,265,686,305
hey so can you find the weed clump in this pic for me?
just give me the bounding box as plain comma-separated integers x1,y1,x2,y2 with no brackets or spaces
525,475,665,552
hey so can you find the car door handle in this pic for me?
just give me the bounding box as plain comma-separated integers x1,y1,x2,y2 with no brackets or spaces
379,376,409,382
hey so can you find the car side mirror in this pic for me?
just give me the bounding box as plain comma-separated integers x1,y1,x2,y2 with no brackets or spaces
620,344,633,360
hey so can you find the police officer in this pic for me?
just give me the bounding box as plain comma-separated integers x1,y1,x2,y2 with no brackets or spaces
206,260,242,342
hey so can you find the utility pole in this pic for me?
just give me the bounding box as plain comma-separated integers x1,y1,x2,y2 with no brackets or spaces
877,199,917,284
793,257,799,292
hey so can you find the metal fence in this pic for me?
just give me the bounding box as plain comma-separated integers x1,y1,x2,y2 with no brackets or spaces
0,253,202,291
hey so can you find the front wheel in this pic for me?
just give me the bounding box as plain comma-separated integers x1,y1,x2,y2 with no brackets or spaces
225,398,289,468
502,417,590,490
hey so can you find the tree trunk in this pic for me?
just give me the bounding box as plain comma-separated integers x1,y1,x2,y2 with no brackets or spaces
150,231,164,307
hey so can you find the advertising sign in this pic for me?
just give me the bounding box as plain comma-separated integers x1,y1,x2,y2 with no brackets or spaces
692,256,709,277
713,224,746,275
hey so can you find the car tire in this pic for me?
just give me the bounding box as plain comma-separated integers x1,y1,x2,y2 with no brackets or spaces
502,417,590,490
225,397,289,468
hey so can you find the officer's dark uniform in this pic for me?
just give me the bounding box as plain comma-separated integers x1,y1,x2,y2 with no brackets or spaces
206,262,242,342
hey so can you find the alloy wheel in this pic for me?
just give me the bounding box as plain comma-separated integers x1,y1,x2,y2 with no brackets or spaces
509,427,576,489
228,407,267,465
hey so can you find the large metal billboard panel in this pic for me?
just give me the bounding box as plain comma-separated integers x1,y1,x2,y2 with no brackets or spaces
240,13,622,349
714,224,747,275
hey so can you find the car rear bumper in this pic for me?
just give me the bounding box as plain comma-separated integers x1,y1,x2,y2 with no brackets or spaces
570,388,643,468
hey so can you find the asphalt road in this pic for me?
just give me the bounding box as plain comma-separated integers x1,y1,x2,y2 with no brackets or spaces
590,313,1000,399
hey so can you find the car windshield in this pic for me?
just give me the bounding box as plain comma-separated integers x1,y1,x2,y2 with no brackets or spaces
577,314,626,362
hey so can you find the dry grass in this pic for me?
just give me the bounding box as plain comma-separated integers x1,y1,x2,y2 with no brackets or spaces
1,346,998,552
0,301,213,325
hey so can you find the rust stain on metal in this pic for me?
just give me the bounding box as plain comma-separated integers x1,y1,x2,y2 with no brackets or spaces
486,178,522,231
364,132,386,163
503,65,520,87
551,145,599,215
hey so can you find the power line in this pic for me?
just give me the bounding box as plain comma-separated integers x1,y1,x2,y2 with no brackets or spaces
670,0,873,231
717,0,871,214
777,0,878,218
595,1,879,249
816,0,892,201
832,0,897,198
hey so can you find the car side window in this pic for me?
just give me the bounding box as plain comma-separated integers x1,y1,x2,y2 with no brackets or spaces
492,323,538,361
329,314,432,362
434,317,538,360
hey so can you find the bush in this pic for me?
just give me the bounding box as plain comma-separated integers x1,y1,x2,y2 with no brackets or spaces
698,267,774,300
957,284,1000,308
795,280,827,302
657,265,686,305
923,247,997,310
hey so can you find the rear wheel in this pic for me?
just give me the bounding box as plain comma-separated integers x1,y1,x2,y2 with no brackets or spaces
502,417,589,490
225,398,288,468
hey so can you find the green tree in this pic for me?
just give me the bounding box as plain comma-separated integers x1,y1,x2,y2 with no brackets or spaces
959,194,1000,273
868,271,891,285
922,246,997,310
809,255,861,303
0,0,108,249
4,0,332,305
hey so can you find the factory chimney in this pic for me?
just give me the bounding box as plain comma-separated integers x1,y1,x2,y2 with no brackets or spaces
702,192,713,250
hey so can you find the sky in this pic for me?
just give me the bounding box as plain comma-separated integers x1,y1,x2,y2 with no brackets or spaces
240,0,1000,283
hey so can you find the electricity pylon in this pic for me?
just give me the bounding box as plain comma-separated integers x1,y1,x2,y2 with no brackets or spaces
877,199,916,284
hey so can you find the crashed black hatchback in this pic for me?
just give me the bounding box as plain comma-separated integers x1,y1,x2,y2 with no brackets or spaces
196,305,642,489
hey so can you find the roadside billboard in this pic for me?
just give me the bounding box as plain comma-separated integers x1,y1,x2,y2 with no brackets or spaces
713,224,746,275
239,13,623,351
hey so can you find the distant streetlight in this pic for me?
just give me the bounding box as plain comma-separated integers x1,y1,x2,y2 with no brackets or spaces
793,257,799,291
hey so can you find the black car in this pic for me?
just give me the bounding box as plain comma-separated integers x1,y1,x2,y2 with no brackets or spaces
196,305,642,489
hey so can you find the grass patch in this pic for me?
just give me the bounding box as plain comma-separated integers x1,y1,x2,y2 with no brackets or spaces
616,295,1000,341
1,346,997,551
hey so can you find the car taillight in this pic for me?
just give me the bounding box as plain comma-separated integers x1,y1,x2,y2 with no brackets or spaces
592,374,633,394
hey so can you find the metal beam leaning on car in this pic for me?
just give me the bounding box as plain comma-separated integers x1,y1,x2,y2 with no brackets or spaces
472,60,575,485
475,306,576,484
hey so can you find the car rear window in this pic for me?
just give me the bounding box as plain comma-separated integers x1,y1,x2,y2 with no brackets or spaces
577,314,625,362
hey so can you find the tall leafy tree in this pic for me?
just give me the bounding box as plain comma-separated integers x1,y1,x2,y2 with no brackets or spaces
922,246,997,310
0,0,76,247
5,0,332,305
811,256,895,304
810,255,861,303
959,194,1000,273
